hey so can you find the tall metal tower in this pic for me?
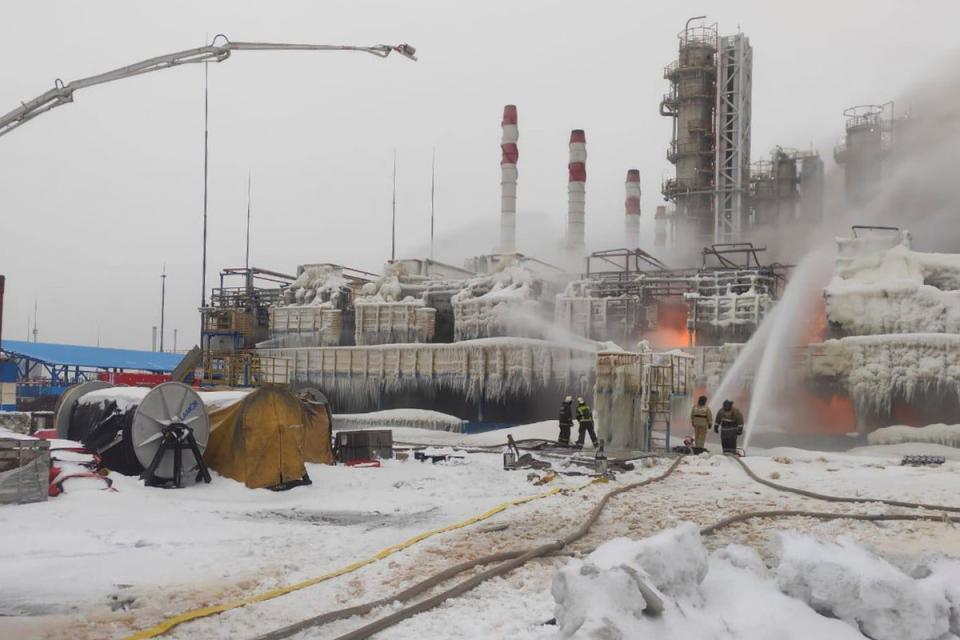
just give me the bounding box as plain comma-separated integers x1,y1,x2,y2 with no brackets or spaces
661,18,752,247
833,103,894,205
714,33,752,243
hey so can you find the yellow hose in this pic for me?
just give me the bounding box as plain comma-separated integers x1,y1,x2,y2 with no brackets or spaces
125,485,571,639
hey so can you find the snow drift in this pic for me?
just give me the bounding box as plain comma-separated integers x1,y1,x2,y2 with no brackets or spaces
551,524,959,639
867,423,960,448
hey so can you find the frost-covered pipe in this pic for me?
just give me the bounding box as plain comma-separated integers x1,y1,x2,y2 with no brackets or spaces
625,169,641,248
567,129,587,259
500,105,519,253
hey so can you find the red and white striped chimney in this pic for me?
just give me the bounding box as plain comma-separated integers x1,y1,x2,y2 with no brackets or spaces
625,169,641,247
500,105,519,253
566,129,586,258
655,205,668,248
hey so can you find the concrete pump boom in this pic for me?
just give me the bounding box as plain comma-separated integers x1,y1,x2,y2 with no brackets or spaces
0,34,417,138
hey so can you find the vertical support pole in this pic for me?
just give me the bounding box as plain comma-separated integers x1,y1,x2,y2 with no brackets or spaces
200,60,210,336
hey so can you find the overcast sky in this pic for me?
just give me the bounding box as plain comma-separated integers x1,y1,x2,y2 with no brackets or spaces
1,0,958,350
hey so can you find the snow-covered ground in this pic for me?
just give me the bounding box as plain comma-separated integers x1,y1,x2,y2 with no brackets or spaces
2,422,960,640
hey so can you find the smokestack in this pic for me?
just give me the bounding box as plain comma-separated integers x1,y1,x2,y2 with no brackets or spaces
567,129,587,259
500,105,519,253
655,205,668,248
152,326,157,352
625,169,641,247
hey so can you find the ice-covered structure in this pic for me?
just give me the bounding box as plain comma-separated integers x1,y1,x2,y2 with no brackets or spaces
556,246,784,348
594,347,694,451
451,264,553,341
807,229,960,427
259,338,596,423
825,231,960,336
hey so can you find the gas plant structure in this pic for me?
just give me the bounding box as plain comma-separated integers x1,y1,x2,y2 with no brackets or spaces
659,17,825,249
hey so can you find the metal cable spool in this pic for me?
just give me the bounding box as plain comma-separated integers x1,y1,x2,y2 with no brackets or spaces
58,382,211,484
131,382,210,483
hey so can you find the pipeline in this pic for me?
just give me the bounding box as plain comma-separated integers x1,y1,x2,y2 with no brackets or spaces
124,486,568,640
728,454,960,513
701,509,960,536
254,457,684,640
274,453,960,640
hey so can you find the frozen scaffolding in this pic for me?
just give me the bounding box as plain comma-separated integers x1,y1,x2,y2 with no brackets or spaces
594,350,694,452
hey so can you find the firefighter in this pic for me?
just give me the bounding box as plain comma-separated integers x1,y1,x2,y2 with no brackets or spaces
575,397,599,448
558,396,574,446
714,399,744,453
689,395,712,449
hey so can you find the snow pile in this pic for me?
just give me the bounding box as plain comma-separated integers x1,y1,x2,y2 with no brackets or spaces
825,243,960,336
451,265,541,304
0,412,31,435
552,524,706,637
551,525,958,639
868,423,960,447
356,274,409,304
197,390,252,410
282,265,351,308
452,265,547,342
777,533,952,639
333,409,465,433
77,386,150,412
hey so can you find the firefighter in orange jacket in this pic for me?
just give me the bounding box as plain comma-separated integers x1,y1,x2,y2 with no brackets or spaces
689,395,712,449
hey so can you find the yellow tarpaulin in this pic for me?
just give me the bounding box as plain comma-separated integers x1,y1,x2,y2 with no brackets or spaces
203,387,332,489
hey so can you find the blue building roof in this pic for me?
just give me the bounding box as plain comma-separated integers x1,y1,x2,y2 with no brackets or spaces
1,340,184,373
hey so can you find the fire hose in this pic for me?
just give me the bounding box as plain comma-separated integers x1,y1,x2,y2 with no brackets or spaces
253,457,684,640
727,454,960,513
255,453,960,640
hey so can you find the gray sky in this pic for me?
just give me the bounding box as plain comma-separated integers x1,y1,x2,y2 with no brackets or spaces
1,0,958,350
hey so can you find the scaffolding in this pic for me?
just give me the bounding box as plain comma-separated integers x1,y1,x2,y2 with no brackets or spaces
714,33,753,243
662,19,752,246
595,350,694,452
200,267,296,387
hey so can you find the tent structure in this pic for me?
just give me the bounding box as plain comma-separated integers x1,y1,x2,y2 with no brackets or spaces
203,387,333,489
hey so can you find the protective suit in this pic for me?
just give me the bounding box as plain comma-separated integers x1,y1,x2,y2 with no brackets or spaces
575,399,598,447
558,398,574,446
714,404,744,453
690,403,712,448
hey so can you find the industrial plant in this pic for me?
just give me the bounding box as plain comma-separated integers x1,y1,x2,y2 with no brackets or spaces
2,7,960,640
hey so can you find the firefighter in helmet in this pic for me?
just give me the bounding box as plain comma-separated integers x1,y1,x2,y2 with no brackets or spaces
714,399,744,453
558,396,574,446
689,395,712,449
575,397,599,448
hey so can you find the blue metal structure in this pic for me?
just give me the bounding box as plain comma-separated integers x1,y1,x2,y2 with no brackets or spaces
1,340,184,388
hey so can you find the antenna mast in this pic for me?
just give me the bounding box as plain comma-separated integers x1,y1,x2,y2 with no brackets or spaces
391,150,397,262
245,172,252,270
430,148,436,260
160,264,167,352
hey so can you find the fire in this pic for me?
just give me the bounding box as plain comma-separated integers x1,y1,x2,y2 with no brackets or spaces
788,392,855,434
805,296,828,344
647,299,692,348
647,324,691,348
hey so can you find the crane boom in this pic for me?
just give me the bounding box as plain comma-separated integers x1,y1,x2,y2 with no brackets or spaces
0,35,416,138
